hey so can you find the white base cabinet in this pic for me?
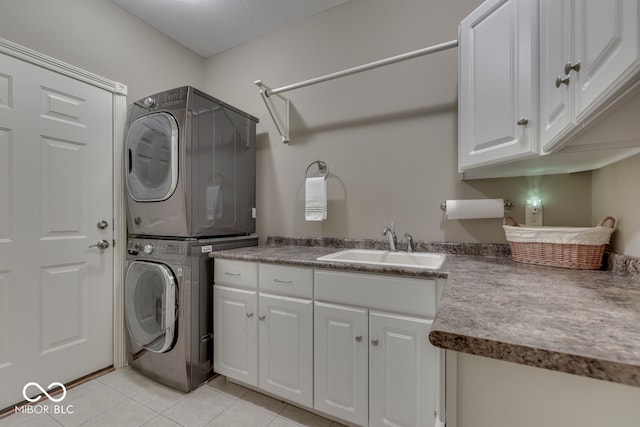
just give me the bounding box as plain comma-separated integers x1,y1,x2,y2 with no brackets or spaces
369,311,435,427
214,260,444,427
314,302,369,426
213,285,258,387
314,270,443,427
258,292,313,407
314,305,437,427
213,260,313,407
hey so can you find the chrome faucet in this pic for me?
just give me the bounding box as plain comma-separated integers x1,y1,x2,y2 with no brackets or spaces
404,233,414,253
381,223,398,252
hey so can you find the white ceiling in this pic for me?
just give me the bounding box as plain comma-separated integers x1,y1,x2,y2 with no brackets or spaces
111,0,350,57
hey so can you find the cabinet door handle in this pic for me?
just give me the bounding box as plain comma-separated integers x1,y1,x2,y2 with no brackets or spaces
355,336,363,343
246,312,254,318
258,315,266,321
555,75,570,88
371,339,379,346
224,272,241,277
564,61,581,75
516,117,529,126
273,278,293,284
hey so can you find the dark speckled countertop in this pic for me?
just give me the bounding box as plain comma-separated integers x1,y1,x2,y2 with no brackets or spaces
210,236,640,387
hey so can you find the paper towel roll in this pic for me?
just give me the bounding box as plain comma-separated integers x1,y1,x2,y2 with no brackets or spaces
445,199,504,220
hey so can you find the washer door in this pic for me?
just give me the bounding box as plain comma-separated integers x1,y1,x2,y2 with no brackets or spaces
126,112,179,202
125,261,178,353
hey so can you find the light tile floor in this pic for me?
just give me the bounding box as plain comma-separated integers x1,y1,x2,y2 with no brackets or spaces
0,368,345,427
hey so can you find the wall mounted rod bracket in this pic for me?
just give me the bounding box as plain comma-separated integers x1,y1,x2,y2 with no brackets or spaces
255,38,458,144
255,80,290,143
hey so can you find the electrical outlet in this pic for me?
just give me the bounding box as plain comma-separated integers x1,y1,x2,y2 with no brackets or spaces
525,203,543,226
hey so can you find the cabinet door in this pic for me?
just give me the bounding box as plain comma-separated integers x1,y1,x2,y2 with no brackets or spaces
574,0,640,118
369,311,436,427
459,0,538,170
539,0,575,148
258,292,313,407
213,285,258,386
314,302,368,427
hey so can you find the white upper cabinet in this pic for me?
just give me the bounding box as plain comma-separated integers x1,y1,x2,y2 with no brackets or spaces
541,0,640,151
539,0,573,148
458,0,538,170
459,0,640,179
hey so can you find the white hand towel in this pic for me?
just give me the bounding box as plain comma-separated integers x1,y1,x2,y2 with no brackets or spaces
305,177,327,221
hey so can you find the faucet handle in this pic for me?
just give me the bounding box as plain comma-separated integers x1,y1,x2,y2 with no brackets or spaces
404,232,414,253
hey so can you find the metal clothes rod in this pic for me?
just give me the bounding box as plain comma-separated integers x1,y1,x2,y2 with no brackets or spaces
254,38,459,143
262,39,458,97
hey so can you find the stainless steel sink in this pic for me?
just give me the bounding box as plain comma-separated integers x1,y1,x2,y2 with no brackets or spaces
316,249,446,270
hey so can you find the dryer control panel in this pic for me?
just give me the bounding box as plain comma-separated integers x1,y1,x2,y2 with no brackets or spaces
143,87,188,111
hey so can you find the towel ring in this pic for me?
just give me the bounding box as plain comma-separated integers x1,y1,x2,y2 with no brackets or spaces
305,160,329,180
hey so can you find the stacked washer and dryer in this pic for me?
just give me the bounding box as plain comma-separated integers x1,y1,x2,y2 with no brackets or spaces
123,87,259,392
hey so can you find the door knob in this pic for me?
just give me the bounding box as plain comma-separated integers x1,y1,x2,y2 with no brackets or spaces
88,239,110,249
564,61,581,75
371,339,379,346
555,75,570,88
97,220,109,230
355,336,363,343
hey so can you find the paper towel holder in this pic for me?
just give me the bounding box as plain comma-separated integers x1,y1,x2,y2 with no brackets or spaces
440,199,513,211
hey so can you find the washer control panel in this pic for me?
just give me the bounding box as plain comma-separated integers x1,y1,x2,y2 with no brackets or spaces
127,239,187,259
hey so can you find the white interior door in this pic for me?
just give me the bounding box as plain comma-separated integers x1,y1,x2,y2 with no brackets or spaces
0,51,113,409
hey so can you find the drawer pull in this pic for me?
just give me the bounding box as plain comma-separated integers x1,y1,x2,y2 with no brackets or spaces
273,278,293,284
224,272,241,277
355,336,363,343
371,339,379,346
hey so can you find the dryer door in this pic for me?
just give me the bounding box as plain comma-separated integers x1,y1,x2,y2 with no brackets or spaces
125,261,178,353
126,112,179,202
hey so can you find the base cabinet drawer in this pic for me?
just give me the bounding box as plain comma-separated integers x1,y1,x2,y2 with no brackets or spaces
214,259,258,289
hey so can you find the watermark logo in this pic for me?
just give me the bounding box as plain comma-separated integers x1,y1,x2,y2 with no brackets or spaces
22,382,67,403
15,381,74,415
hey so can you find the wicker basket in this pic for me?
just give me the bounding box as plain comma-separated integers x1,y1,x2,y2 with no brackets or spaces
503,216,615,270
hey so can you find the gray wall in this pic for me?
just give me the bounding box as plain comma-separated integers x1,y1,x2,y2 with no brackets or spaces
593,153,640,256
204,0,593,244
0,0,205,102
5,0,636,255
